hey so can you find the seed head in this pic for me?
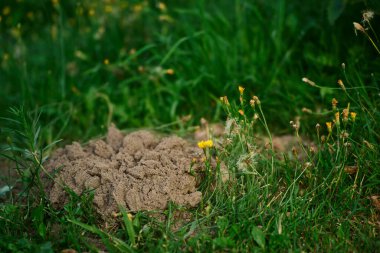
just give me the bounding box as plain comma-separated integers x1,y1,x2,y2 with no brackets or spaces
362,10,374,22
302,107,312,114
249,99,255,108
337,79,346,91
252,96,261,105
220,96,229,105
302,77,316,87
353,22,365,33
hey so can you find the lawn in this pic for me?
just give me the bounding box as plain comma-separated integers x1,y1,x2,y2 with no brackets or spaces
0,0,379,252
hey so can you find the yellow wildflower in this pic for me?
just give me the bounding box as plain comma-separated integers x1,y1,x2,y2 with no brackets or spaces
331,98,338,110
197,140,213,149
350,112,357,122
334,112,340,126
326,122,332,133
103,58,109,65
238,86,245,95
238,109,244,116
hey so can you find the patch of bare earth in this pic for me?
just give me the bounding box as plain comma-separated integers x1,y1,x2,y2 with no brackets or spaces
45,126,204,220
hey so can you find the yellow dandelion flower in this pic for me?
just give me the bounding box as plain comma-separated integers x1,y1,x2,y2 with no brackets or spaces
197,140,213,149
326,122,332,133
238,86,245,95
350,112,357,122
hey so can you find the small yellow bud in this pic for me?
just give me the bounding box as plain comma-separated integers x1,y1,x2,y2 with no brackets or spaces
238,109,244,116
238,86,245,95
331,98,338,110
103,58,109,65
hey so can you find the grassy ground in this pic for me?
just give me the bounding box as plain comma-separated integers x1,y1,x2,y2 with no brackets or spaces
1,0,379,252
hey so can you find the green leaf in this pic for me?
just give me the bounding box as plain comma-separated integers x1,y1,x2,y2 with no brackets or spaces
251,226,265,249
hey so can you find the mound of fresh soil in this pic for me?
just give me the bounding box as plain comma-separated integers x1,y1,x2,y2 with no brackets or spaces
45,126,204,219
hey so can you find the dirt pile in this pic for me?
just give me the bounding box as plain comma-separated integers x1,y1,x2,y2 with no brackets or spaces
45,126,204,218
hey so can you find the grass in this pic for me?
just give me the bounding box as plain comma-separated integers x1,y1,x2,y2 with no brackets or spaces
0,0,379,252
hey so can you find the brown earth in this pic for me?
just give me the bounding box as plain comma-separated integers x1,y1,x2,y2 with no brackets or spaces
45,126,205,219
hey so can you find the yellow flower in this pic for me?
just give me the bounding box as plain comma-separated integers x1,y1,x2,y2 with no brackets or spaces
350,112,357,122
331,98,338,110
238,109,244,116
334,112,340,126
197,140,213,149
238,86,245,95
326,122,332,133
104,58,109,65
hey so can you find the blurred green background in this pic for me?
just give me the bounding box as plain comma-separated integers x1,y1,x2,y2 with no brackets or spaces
1,0,379,142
